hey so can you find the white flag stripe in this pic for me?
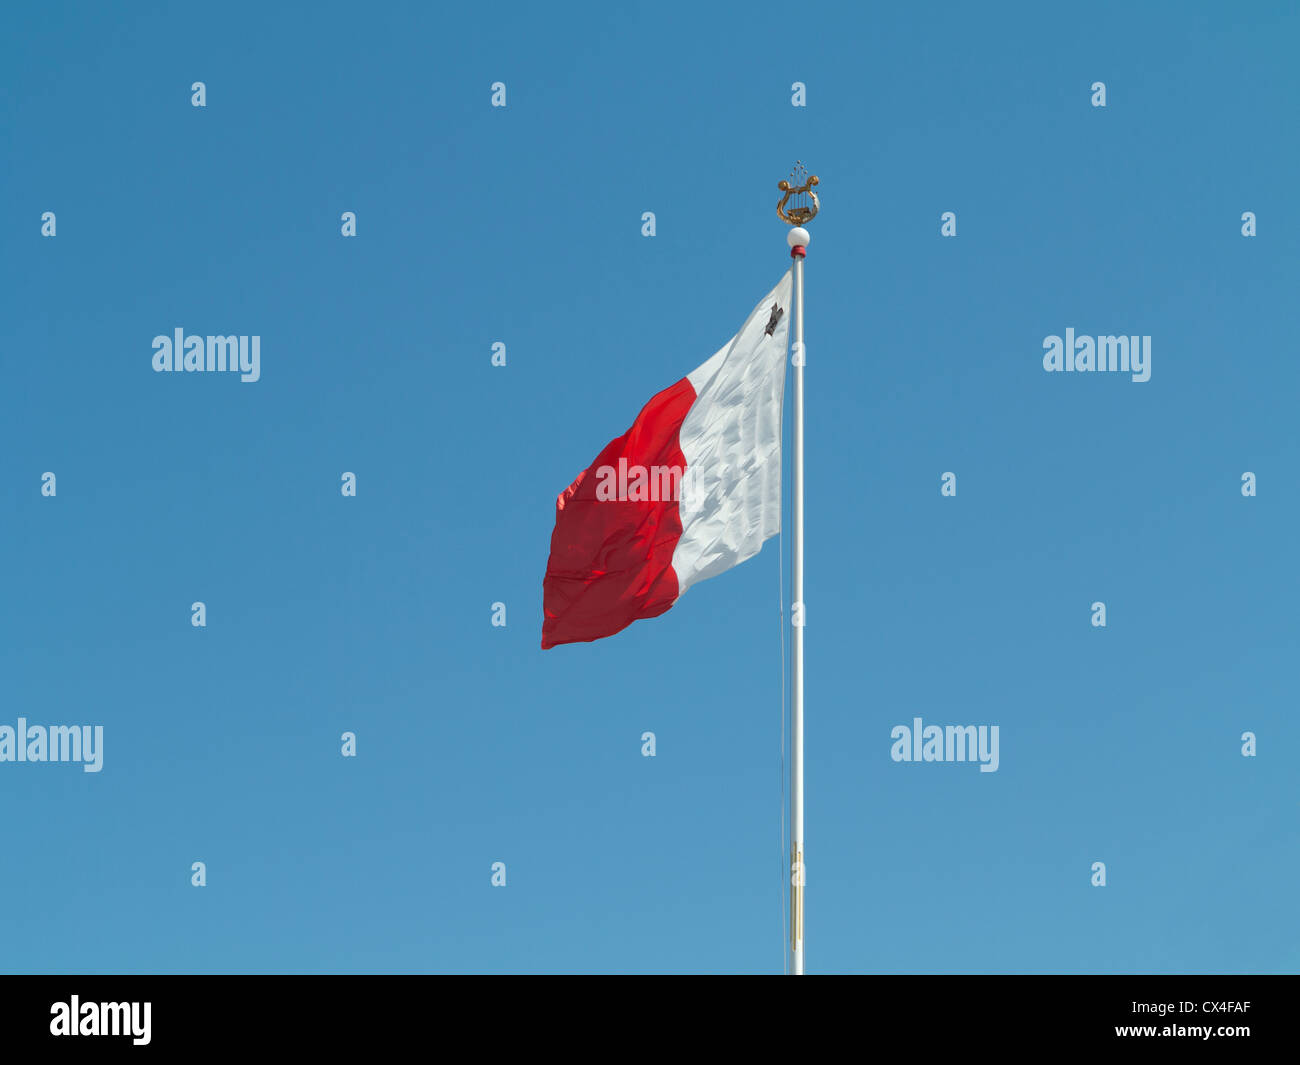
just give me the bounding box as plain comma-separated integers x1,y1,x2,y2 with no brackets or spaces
672,270,792,596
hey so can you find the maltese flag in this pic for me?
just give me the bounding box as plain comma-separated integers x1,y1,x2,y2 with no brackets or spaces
542,270,792,648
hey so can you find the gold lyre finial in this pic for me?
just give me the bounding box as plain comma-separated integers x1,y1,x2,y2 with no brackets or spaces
777,161,820,225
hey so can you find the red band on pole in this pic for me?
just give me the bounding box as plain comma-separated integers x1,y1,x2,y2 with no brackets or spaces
790,246,806,259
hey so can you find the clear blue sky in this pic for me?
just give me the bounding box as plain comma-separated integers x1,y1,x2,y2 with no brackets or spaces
1,1,1296,974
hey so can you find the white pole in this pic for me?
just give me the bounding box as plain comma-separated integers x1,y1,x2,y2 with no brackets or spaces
787,225,809,975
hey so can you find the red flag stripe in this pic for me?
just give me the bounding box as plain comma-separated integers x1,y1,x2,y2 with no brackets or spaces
540,376,694,649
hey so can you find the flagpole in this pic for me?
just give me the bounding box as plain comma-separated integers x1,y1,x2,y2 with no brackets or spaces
788,223,807,975
778,164,816,976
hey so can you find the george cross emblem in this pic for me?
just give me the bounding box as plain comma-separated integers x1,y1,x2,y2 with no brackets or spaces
765,303,784,336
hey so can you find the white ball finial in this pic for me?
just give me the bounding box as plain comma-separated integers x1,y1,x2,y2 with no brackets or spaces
787,227,811,249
